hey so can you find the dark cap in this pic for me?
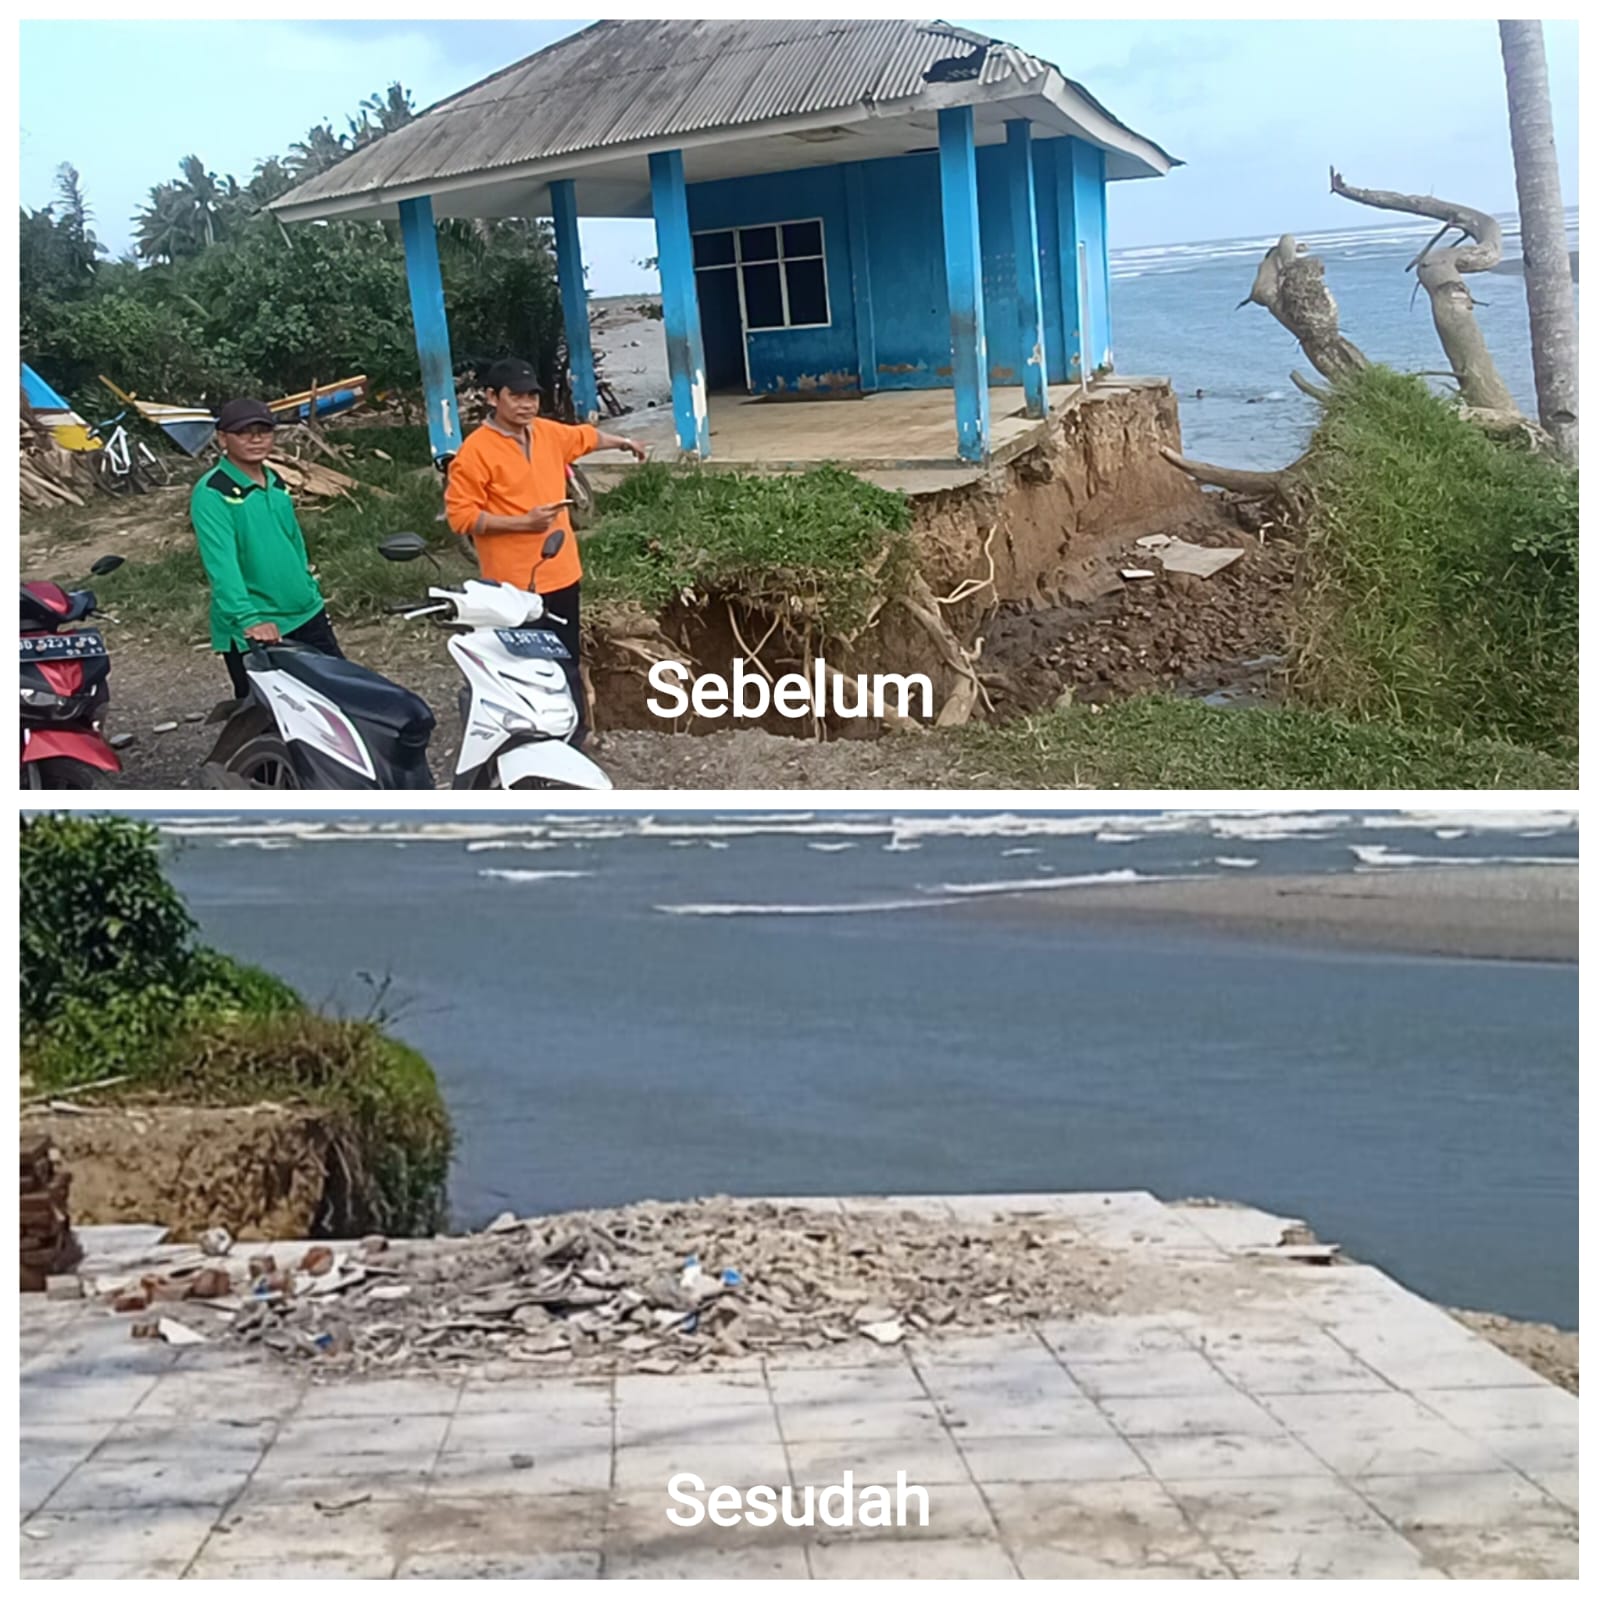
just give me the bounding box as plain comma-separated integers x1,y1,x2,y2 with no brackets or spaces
215,398,277,433
483,358,542,396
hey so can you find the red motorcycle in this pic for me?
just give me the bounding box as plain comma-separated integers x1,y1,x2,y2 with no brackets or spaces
21,555,125,789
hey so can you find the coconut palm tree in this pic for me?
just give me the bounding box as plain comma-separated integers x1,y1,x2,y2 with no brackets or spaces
288,123,350,180
350,82,417,148
1499,20,1578,463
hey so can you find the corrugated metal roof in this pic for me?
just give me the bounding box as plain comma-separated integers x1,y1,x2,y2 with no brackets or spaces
275,19,1172,214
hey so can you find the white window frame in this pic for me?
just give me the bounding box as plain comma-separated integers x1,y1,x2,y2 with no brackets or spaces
692,217,832,340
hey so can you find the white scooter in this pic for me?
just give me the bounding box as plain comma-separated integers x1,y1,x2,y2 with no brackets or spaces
378,531,611,791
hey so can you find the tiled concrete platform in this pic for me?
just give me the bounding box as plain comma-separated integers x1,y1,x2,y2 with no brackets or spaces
19,1193,1577,1579
584,380,1174,495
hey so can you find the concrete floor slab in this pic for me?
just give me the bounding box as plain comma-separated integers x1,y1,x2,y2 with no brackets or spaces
786,1434,972,1488
808,1535,1017,1578
958,1432,1151,1484
776,1398,947,1445
1066,1350,1239,1399
18,1190,1575,1579
989,1478,1229,1578
615,1442,788,1492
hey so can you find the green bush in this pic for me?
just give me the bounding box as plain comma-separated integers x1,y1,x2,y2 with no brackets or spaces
20,814,451,1235
1291,367,1578,751
584,464,915,634
20,814,197,1029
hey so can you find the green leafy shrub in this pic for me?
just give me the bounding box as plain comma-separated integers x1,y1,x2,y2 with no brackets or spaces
20,815,451,1234
1291,367,1578,752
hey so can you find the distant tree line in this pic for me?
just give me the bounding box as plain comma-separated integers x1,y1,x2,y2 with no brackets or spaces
20,84,569,419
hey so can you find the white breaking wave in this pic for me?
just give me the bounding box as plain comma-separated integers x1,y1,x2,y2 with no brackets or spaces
657,896,960,917
1216,857,1259,869
807,842,857,853
478,869,594,883
930,869,1174,898
1349,845,1575,869
158,806,1576,853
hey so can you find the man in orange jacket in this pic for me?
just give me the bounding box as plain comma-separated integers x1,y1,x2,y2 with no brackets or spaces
444,357,646,744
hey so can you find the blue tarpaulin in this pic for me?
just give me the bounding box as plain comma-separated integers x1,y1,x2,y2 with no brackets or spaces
21,363,72,414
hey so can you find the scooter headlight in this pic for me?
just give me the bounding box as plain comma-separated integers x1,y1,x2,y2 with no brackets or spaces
483,699,537,734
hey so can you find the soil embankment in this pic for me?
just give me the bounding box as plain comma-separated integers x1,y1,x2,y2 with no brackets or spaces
22,1104,333,1240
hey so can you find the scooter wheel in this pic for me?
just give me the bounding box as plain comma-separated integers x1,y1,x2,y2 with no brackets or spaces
223,730,301,789
506,776,584,790
20,757,109,790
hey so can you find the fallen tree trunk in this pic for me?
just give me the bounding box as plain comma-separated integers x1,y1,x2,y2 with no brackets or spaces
1239,235,1370,383
1330,168,1518,413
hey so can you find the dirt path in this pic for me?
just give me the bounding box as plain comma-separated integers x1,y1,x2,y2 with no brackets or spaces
26,438,1294,793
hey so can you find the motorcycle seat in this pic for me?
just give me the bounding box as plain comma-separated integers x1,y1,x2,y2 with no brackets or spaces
21,583,95,631
261,644,435,742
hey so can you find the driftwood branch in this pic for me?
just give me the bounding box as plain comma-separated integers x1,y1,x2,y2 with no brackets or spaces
1159,445,1315,520
1330,167,1518,412
1239,234,1369,382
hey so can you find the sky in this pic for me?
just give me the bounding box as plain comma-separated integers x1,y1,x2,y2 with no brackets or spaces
18,17,1580,297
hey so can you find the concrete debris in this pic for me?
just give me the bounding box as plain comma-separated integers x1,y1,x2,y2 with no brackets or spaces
1135,533,1245,579
90,1198,1117,1378
1119,568,1156,581
200,1227,233,1258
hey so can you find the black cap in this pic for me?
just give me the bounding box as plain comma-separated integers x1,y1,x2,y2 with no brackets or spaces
483,358,541,396
215,398,277,433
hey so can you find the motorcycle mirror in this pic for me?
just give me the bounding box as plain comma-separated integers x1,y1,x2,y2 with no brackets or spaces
378,533,429,563
89,554,125,576
541,529,566,560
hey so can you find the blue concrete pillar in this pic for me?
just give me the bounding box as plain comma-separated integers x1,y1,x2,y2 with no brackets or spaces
397,196,461,461
937,107,989,463
647,149,710,458
1069,140,1112,375
1049,143,1084,382
549,180,599,423
1005,121,1048,420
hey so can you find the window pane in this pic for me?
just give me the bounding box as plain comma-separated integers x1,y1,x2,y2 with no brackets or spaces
741,262,784,329
738,225,778,263
693,230,735,269
782,220,822,257
784,257,828,325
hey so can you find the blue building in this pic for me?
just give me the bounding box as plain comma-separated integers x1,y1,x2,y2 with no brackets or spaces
275,20,1176,466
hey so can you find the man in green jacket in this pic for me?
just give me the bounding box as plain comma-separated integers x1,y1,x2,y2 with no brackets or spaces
190,398,343,697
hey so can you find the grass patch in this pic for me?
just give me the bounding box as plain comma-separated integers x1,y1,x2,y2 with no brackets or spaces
21,815,451,1235
955,696,1577,790
1291,367,1578,750
65,421,466,638
583,463,915,634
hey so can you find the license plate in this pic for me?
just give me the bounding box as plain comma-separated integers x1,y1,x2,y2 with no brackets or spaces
495,628,569,661
20,630,106,662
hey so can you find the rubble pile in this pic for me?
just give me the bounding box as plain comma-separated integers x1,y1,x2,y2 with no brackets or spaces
103,1199,1114,1375
19,406,87,510
21,1138,81,1292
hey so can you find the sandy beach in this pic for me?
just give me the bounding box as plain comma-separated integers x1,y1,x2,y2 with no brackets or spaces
1012,865,1577,963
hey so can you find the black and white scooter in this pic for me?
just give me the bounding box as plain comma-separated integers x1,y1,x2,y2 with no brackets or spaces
200,637,437,790
379,531,611,791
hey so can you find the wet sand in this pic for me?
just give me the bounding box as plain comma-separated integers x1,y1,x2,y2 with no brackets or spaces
1013,865,1577,963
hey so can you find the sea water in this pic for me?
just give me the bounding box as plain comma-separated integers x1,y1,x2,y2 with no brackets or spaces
1111,209,1580,469
162,809,1578,1327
